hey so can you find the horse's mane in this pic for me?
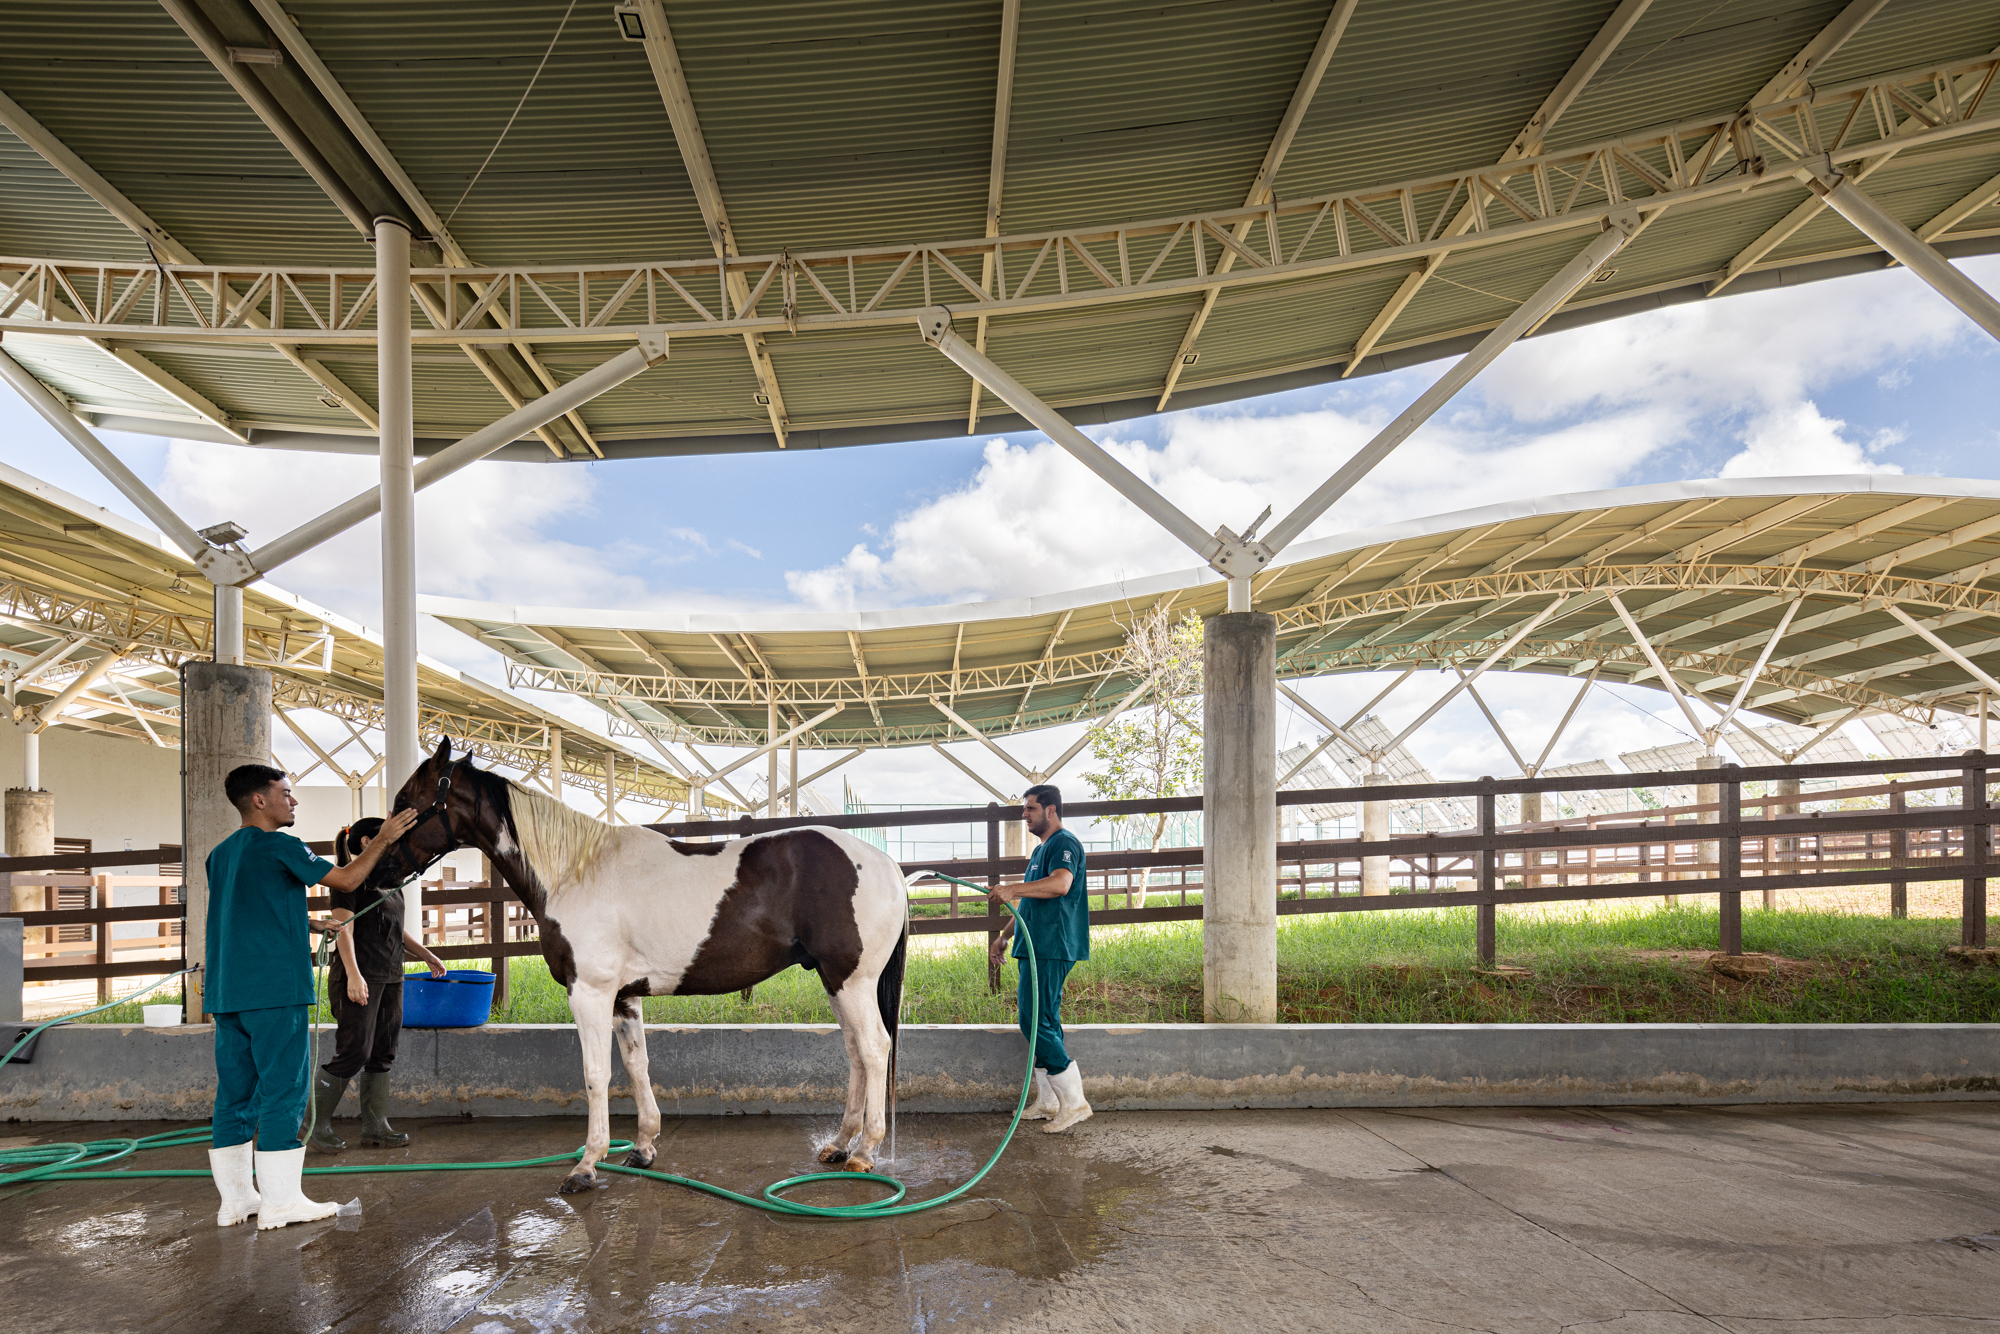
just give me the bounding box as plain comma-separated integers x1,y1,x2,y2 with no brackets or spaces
503,780,611,900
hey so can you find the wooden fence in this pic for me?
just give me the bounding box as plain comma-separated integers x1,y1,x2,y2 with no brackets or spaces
1,753,1991,999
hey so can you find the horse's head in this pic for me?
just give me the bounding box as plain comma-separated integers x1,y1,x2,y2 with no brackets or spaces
369,737,488,888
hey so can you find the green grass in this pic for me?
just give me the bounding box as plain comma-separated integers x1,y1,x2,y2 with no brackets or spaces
71,906,1999,1026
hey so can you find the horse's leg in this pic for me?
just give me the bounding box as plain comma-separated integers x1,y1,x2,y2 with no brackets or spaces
561,983,617,1193
828,976,892,1173
613,996,661,1170
817,1009,866,1165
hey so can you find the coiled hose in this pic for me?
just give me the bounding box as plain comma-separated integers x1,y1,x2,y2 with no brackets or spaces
0,873,1036,1219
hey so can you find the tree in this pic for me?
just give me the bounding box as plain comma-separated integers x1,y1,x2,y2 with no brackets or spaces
1082,607,1203,908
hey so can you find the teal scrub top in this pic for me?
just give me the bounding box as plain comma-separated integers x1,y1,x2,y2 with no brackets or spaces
1012,826,1089,962
203,826,333,1013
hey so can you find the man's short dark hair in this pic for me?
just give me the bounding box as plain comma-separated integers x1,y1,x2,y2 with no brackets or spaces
1023,783,1061,815
225,763,287,811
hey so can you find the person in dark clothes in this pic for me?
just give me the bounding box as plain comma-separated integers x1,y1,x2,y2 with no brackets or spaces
305,817,447,1153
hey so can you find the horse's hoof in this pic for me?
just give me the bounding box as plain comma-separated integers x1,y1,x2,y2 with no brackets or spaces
558,1171,597,1195
817,1144,849,1165
844,1158,873,1174
624,1147,656,1170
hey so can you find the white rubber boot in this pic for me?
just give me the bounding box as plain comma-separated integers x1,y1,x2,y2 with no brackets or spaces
1021,1069,1059,1121
253,1147,339,1229
208,1141,260,1227
1043,1063,1092,1134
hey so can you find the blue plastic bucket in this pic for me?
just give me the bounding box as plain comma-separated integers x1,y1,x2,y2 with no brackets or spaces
401,970,496,1028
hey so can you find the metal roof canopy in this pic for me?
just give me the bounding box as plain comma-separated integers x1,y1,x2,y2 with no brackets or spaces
0,0,1994,459
424,476,2000,777
0,459,706,809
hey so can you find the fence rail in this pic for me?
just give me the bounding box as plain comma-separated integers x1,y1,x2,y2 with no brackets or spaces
2,755,1991,995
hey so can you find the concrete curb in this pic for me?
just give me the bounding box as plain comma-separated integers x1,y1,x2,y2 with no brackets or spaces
3,1023,1995,1121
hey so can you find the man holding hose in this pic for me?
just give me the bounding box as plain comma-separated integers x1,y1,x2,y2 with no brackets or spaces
204,764,416,1230
988,784,1092,1133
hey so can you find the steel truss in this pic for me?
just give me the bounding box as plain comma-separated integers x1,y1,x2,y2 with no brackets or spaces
490,555,2000,748
0,574,688,808
3,53,1996,355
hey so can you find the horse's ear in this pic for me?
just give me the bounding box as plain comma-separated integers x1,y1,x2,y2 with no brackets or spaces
433,736,452,768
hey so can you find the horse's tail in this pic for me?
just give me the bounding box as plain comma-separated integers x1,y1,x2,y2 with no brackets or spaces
877,919,909,1113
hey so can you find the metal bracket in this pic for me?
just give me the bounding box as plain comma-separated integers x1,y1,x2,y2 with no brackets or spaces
195,545,259,587
916,305,954,347
634,326,669,364
1207,524,1274,580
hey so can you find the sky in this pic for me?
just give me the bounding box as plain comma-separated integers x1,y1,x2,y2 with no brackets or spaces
3,253,1997,814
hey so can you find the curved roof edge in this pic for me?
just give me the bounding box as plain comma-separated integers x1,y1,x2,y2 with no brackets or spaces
418,474,2000,636
82,239,2000,459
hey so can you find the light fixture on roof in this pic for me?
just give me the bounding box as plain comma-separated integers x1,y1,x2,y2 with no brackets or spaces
1590,267,1618,283
613,1,645,40
198,521,248,547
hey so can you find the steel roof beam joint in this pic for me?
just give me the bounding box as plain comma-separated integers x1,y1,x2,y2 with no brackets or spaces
1797,154,2000,343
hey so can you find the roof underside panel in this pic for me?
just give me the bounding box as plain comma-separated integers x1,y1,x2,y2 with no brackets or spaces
423,479,2000,750
1,1,1998,452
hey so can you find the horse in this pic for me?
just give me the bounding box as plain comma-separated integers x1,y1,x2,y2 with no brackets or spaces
369,738,910,1192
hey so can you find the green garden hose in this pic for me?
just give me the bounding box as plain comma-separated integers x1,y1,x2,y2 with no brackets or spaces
0,873,1040,1220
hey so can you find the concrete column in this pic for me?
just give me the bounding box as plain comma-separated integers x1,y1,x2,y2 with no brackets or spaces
550,728,564,800
6,789,54,953
1361,773,1390,895
1003,805,1024,860
1519,787,1543,888
182,662,272,1023
1696,753,1722,894
0,914,20,1023
1769,775,1799,911
1202,612,1276,1024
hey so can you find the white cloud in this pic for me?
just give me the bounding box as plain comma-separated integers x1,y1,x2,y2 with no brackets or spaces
1718,403,1904,478
784,262,1983,610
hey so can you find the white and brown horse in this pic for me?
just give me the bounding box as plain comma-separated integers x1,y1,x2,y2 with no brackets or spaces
372,739,909,1191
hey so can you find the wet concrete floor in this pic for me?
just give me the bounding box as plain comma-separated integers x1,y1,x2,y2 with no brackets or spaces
2,1103,1997,1332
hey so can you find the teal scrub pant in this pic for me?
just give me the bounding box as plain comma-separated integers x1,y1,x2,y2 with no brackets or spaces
1016,957,1075,1075
212,1005,309,1151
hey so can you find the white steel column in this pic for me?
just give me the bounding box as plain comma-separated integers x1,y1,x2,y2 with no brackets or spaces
1801,157,2000,342
374,214,425,946
213,586,244,665
767,695,780,818
376,216,420,801
550,727,565,799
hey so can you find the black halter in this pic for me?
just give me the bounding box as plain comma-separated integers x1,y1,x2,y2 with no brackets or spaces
387,757,477,883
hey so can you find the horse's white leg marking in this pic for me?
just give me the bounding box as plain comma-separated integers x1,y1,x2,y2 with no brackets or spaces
829,974,891,1172
566,982,617,1187
818,1004,867,1164
614,997,660,1167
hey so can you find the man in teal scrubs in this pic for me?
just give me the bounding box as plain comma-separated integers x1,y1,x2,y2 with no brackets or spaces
204,763,416,1230
989,784,1092,1133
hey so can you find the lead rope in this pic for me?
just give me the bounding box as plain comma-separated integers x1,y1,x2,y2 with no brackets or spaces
2,876,1042,1222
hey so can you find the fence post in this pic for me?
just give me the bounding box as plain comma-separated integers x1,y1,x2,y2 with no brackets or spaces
1890,783,1908,920
1965,751,1989,949
1476,777,1496,967
1720,764,1743,955
95,875,111,1003
485,851,508,1010
986,802,1003,994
